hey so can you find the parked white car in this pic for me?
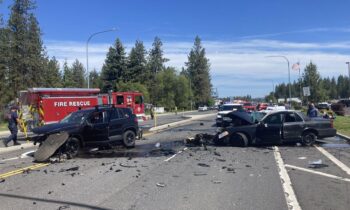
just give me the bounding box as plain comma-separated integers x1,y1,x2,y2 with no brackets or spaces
216,103,243,126
198,106,208,111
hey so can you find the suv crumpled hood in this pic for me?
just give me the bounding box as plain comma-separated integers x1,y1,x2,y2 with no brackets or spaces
32,123,79,135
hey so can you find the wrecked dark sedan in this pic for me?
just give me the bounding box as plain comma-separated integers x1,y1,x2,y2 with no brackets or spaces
31,106,140,159
215,110,336,147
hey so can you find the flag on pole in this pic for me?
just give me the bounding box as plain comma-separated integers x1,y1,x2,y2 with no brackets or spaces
292,62,300,71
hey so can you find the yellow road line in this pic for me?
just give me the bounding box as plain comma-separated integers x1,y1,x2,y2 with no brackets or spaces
0,163,49,179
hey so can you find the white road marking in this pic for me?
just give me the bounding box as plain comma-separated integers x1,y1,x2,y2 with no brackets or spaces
164,147,188,162
0,150,36,162
314,145,350,176
273,146,302,210
285,164,350,182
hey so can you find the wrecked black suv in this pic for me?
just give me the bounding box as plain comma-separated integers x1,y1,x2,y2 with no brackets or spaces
31,106,139,159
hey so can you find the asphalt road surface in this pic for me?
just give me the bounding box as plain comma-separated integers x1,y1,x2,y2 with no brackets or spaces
0,115,349,210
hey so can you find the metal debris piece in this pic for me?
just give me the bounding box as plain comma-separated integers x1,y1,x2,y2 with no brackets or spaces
58,205,70,210
0,179,5,183
48,191,53,194
245,165,251,168
156,182,166,187
197,163,210,167
212,180,222,184
59,166,79,172
227,167,235,173
298,157,307,160
214,151,221,156
216,158,226,162
200,123,204,126
193,172,207,176
120,163,137,168
34,132,69,162
308,159,328,168
115,169,122,173
155,142,161,148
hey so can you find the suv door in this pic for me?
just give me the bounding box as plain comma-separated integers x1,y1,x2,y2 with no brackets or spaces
256,113,283,143
282,112,304,141
83,110,109,143
108,108,125,141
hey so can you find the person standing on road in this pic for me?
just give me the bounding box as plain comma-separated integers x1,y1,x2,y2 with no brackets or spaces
2,106,21,147
307,103,318,118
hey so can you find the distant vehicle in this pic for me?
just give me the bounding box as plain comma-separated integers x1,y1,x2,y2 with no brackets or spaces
31,106,140,158
215,110,336,147
243,102,256,112
198,106,208,111
216,103,244,126
337,99,350,107
256,103,268,111
260,105,286,114
316,103,330,110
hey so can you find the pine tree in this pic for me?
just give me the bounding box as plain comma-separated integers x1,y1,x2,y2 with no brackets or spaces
101,38,127,92
89,69,102,89
302,62,322,102
148,36,168,103
330,77,338,99
185,36,212,107
44,56,62,87
0,4,10,108
71,59,85,88
125,40,147,83
63,61,74,87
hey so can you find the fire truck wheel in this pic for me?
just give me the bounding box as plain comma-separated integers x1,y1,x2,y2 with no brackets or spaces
65,137,80,159
123,130,136,148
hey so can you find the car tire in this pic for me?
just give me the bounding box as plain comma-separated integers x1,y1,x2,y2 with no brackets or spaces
231,132,248,147
65,137,80,159
123,130,136,148
301,132,316,146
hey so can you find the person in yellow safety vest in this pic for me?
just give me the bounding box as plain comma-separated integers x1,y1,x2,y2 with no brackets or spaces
2,106,21,147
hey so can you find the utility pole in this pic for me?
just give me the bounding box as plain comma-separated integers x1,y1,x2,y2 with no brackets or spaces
346,62,350,98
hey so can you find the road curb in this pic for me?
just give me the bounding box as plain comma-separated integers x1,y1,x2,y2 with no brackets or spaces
336,133,350,142
149,113,216,132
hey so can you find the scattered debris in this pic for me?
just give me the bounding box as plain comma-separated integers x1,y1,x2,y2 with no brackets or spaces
109,167,113,171
308,159,328,168
296,143,302,147
48,191,53,194
115,169,122,173
200,123,204,126
61,183,65,186
59,166,79,172
298,157,307,160
197,163,210,167
57,205,70,210
101,163,105,166
212,180,222,184
213,151,221,156
33,202,36,205
23,169,31,174
193,172,207,176
120,163,137,168
155,142,161,148
43,169,48,174
216,158,226,162
226,167,235,173
184,133,214,148
245,165,251,168
0,179,5,183
156,182,166,187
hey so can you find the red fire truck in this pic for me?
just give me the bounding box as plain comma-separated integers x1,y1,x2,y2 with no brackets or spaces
18,88,145,129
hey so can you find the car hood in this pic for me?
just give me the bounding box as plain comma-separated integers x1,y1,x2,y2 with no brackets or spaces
32,123,79,135
227,111,255,125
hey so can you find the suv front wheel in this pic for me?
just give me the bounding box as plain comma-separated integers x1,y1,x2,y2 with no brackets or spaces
123,130,136,148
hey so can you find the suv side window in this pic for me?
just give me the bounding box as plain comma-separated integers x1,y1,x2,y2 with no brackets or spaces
284,113,296,123
118,109,130,119
88,111,107,124
110,109,120,120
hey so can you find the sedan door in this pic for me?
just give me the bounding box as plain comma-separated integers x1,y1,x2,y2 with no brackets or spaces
256,113,283,143
282,112,304,142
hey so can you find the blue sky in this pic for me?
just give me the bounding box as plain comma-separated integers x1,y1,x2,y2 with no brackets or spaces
2,0,350,97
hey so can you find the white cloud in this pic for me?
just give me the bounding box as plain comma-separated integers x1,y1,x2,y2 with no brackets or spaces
45,39,350,97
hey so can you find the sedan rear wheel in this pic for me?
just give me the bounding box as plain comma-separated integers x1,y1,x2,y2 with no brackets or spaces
301,132,316,146
65,137,80,159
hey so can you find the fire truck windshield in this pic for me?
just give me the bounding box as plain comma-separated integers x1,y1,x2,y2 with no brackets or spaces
60,111,88,124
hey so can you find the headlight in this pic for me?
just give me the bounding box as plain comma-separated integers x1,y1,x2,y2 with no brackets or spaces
217,115,222,118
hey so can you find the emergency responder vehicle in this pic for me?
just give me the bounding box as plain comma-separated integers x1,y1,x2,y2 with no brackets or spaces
18,88,145,131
